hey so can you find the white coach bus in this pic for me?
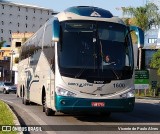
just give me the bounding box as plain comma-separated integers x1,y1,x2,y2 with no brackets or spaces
17,6,144,116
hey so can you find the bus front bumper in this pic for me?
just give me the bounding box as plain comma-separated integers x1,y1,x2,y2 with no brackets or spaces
55,95,135,113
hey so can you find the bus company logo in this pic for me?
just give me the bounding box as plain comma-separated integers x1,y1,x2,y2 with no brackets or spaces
94,81,104,84
68,82,93,87
2,126,11,131
90,11,101,17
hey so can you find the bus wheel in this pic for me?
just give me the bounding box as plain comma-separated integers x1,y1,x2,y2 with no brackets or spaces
43,96,55,116
22,90,29,105
16,93,19,98
45,107,55,116
22,96,29,105
42,96,46,112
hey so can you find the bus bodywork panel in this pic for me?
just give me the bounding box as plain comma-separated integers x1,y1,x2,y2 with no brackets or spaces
55,95,135,113
54,76,135,112
18,50,55,106
56,11,125,25
60,77,134,98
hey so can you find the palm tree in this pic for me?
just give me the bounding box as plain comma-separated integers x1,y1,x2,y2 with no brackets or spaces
122,3,160,31
150,50,160,76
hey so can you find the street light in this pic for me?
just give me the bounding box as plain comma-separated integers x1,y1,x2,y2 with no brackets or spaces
0,50,5,81
9,50,15,83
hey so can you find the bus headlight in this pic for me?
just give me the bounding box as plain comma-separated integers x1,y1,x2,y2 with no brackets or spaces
120,90,135,98
56,87,76,97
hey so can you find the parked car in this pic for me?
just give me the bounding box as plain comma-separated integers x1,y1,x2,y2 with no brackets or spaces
0,82,17,94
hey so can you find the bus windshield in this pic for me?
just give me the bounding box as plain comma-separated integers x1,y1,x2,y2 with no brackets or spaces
58,20,133,80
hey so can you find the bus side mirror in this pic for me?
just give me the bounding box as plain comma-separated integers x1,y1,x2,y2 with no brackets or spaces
52,17,60,42
129,26,144,48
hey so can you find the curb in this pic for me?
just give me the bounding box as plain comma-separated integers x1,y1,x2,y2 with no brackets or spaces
3,101,23,134
136,97,160,100
136,97,160,105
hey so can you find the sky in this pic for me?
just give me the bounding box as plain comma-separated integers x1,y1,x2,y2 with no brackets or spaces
9,0,147,17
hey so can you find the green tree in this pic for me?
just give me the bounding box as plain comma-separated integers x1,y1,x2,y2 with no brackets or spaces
150,50,160,76
122,3,160,31
122,18,138,44
0,41,6,49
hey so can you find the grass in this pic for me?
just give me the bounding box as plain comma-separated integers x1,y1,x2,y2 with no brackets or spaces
0,100,17,134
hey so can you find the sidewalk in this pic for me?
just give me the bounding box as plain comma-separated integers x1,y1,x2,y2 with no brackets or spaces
135,97,160,105
136,96,160,100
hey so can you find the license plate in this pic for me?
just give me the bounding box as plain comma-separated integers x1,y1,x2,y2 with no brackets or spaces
91,102,105,107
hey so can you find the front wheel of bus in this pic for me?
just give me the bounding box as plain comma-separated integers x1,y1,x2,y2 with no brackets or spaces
43,96,55,116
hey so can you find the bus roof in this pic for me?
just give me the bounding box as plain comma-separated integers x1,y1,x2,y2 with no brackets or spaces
56,6,125,25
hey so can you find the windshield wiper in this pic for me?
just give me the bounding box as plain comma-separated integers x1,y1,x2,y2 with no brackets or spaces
110,67,121,80
75,40,88,78
75,67,87,78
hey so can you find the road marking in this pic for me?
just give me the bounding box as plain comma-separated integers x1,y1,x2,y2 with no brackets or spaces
0,99,13,104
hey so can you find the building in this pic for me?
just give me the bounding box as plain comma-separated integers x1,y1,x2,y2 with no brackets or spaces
0,59,10,81
143,0,160,68
145,28,159,46
143,29,160,68
0,0,56,46
0,0,57,83
142,28,160,85
0,46,11,82
0,46,11,60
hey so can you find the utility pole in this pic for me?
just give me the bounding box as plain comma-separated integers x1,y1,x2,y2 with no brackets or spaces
0,50,5,81
9,50,15,83
138,47,142,70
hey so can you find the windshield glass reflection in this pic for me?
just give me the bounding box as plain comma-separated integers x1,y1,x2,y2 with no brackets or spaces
58,21,133,80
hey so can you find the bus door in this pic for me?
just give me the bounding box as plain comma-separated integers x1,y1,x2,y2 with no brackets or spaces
46,67,55,110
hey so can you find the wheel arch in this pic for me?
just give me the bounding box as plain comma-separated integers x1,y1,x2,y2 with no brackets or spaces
22,85,25,97
20,85,23,97
41,86,46,105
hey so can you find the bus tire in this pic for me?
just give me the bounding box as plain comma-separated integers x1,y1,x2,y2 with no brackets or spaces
22,90,29,105
45,107,55,116
22,97,29,105
42,96,46,112
16,93,19,98
43,96,55,116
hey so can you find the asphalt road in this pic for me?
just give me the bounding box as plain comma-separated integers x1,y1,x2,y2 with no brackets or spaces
0,92,160,134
